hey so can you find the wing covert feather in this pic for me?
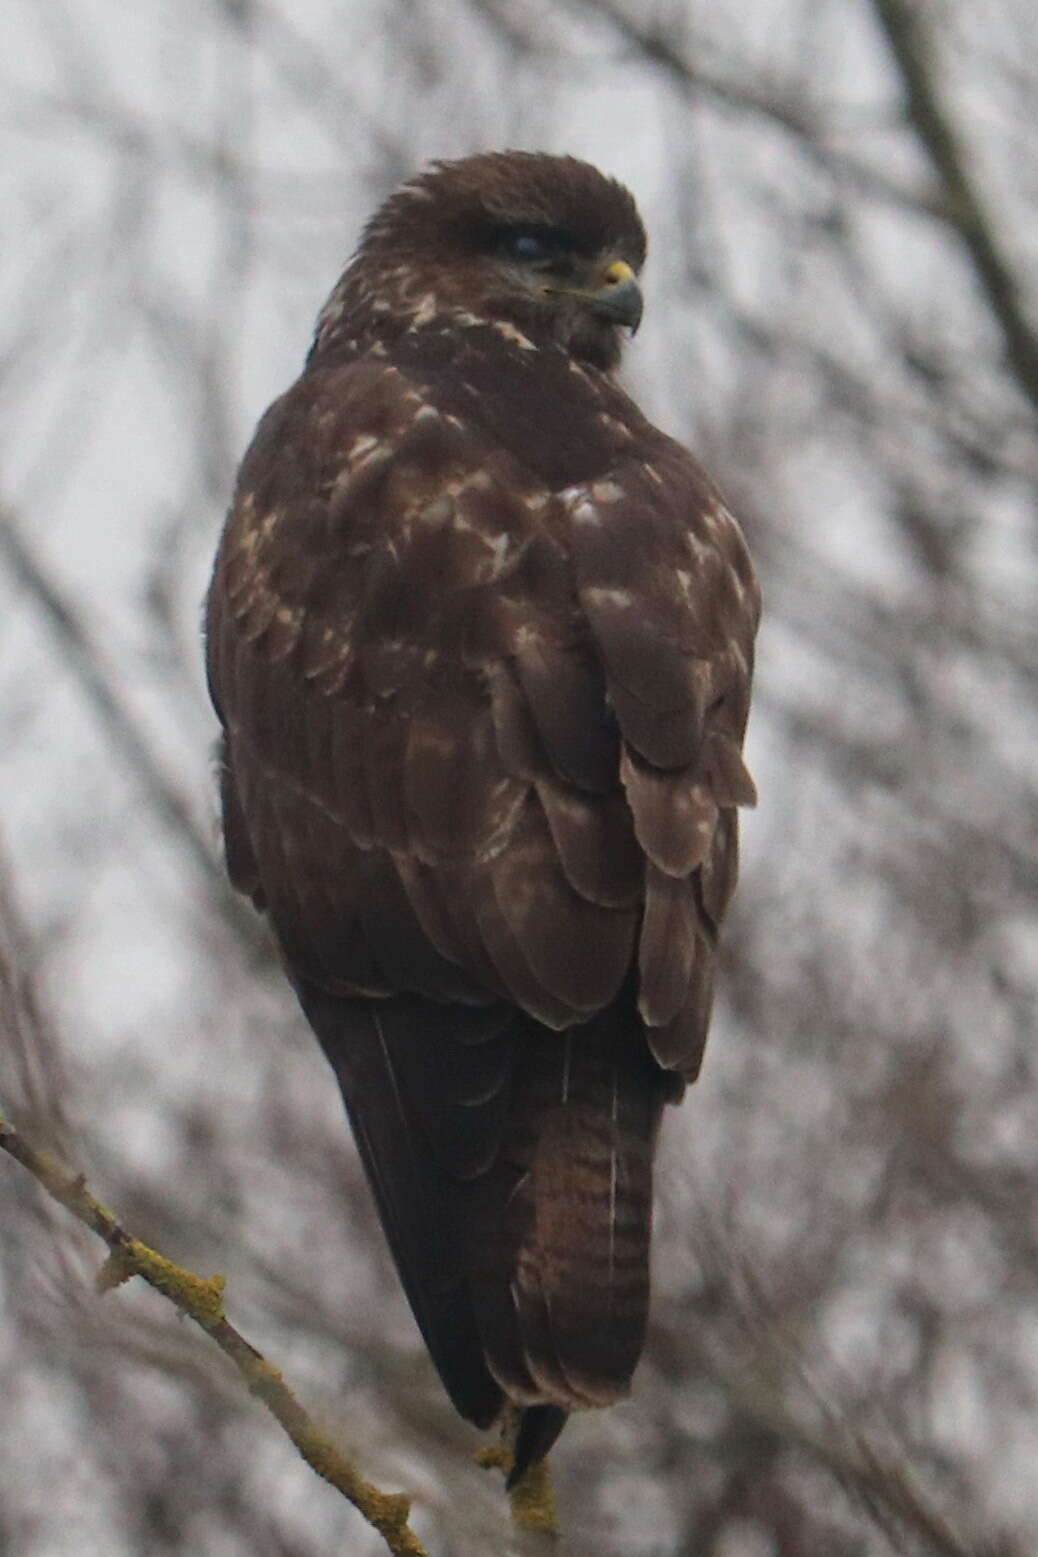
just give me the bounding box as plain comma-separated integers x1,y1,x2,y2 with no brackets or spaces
206,156,762,1474
208,349,758,1049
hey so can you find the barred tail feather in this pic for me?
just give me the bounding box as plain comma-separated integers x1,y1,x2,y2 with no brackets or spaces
294,981,670,1476
466,1001,670,1416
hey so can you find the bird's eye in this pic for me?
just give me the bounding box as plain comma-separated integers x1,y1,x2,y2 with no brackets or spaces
497,228,569,264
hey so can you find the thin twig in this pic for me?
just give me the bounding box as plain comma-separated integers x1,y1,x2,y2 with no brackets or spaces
0,1114,429,1557
0,843,70,1148
0,503,259,945
564,0,1038,414
667,1274,1016,1557
868,0,1038,413
558,0,942,213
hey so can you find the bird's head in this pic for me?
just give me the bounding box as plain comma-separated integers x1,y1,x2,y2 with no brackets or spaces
323,151,647,372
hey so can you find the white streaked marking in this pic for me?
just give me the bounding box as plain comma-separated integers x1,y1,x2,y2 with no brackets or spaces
608,1069,619,1291
571,499,603,527
492,319,537,350
410,292,439,327
373,1008,410,1137
584,585,634,610
590,480,624,504
487,531,511,576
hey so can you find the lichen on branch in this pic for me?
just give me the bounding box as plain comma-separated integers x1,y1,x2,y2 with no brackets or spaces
0,1113,428,1557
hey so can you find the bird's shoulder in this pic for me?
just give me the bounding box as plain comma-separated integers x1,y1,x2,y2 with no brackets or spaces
208,327,759,768
213,321,749,604
205,328,759,1052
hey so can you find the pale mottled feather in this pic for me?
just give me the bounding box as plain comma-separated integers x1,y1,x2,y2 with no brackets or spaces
205,151,759,1478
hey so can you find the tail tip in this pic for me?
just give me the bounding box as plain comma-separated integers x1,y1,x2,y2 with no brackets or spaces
506,1405,569,1489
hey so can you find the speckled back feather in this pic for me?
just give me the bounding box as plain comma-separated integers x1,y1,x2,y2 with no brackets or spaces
206,151,759,1477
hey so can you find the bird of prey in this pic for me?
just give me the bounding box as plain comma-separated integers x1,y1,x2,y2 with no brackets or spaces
206,151,759,1482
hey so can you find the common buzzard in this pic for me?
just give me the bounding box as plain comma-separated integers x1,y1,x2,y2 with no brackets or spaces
206,151,759,1482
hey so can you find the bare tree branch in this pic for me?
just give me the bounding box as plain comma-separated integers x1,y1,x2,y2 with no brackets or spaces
2,4,1035,1551
555,0,948,213
0,502,260,946
869,0,1038,411
0,1112,429,1557
689,1340,1015,1557
0,841,69,1148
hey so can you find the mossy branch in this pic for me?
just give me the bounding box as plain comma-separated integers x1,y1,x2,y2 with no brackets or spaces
0,1113,428,1557
477,1443,559,1545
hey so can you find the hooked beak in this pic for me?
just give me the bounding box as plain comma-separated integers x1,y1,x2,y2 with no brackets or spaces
544,258,644,334
587,259,644,333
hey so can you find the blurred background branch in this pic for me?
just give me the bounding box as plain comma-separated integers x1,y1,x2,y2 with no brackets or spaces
869,0,1038,410
0,1111,428,1557
0,2,1034,1554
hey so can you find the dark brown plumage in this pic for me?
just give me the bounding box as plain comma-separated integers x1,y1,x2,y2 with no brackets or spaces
205,150,759,1481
